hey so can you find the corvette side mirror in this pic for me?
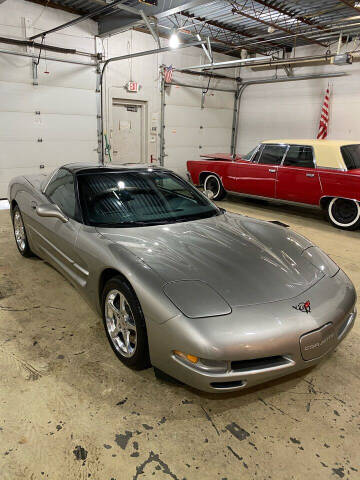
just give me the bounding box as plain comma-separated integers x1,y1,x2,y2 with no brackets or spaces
36,204,68,223
204,189,214,200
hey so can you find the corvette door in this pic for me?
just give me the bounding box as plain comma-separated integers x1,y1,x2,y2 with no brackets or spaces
276,145,322,205
30,169,86,288
233,144,287,198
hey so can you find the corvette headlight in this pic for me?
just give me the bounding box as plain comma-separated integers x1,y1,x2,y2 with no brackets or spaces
302,246,339,277
163,280,231,318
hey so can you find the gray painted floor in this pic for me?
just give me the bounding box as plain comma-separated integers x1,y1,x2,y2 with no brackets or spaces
0,196,359,480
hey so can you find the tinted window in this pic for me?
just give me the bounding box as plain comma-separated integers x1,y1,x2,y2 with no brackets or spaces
77,170,220,227
258,145,287,165
341,144,360,170
46,169,76,218
283,145,314,168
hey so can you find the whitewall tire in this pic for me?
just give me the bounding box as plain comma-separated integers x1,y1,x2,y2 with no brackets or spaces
327,197,360,230
203,174,226,201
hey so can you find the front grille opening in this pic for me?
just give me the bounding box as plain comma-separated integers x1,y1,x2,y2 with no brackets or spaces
231,355,290,372
211,380,245,389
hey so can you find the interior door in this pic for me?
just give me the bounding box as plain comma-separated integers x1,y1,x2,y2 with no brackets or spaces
276,145,322,205
231,144,288,198
112,102,144,164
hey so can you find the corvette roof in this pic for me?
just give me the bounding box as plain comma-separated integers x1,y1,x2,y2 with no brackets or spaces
62,163,166,174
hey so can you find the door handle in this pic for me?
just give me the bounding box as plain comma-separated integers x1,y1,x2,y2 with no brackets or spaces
306,173,315,177
31,201,37,210
268,168,276,173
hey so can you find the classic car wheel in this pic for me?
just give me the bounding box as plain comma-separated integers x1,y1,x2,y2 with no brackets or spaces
327,197,360,230
102,276,150,370
12,206,33,257
203,174,226,200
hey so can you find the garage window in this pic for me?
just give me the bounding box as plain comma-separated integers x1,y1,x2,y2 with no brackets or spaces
283,145,314,168
258,144,287,165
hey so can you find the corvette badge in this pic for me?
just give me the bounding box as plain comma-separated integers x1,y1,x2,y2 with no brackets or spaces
293,300,311,314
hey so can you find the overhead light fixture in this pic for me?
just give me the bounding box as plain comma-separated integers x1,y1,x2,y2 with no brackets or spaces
355,2,360,7
268,26,276,33
169,29,180,49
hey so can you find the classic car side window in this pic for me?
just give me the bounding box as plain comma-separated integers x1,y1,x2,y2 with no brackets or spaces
341,144,360,170
283,145,314,168
45,168,76,219
257,144,287,165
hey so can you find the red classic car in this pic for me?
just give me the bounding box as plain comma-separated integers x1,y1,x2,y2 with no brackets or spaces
187,139,360,231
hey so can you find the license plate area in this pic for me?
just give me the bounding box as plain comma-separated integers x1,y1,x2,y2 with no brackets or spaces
300,323,336,361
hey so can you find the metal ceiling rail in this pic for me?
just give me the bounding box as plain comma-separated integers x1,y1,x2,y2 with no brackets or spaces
0,47,96,66
0,35,96,57
99,40,206,164
165,80,237,92
178,52,351,71
29,0,131,40
231,71,347,157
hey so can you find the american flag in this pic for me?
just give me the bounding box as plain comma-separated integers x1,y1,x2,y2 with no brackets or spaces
164,65,173,84
317,84,331,139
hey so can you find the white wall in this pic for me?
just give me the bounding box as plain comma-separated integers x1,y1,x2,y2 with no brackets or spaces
0,0,98,197
102,30,238,176
236,43,360,155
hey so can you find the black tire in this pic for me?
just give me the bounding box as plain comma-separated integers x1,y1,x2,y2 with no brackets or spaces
102,276,150,370
203,174,226,201
12,205,33,257
327,197,360,231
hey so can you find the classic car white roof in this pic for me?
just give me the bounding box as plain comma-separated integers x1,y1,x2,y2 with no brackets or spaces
261,139,360,169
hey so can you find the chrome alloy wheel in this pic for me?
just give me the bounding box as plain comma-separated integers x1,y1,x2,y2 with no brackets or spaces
13,211,26,252
105,289,137,358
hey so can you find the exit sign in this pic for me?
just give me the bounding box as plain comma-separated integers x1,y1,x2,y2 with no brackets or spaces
127,81,139,92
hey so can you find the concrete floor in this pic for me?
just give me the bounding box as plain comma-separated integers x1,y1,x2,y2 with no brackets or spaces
0,196,359,480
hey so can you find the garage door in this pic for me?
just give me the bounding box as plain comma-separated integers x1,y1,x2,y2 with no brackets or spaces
163,84,235,177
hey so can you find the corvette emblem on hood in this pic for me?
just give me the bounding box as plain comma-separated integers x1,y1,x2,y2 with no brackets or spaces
293,300,311,314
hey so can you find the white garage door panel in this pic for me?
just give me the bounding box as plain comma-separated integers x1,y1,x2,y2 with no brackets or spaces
0,112,97,141
0,56,96,91
0,141,97,198
165,105,233,129
165,146,199,177
167,86,234,109
200,128,231,146
165,127,202,148
0,81,97,115
164,88,234,174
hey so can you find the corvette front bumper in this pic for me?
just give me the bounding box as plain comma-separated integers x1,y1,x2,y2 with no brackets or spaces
147,269,356,393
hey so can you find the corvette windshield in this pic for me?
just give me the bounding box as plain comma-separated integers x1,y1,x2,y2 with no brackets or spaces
77,170,220,227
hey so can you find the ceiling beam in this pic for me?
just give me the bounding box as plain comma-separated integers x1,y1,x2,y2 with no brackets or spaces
25,0,85,15
179,10,284,53
29,0,128,40
98,0,214,37
337,0,360,13
253,0,326,31
231,5,328,47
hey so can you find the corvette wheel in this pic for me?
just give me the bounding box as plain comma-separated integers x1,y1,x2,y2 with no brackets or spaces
12,206,33,257
327,197,360,230
102,276,150,370
203,174,226,201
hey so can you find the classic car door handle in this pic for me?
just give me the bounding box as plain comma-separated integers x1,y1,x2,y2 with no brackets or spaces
31,201,37,209
306,173,315,177
268,168,276,173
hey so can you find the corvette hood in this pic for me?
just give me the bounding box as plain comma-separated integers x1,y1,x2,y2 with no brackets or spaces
97,213,324,307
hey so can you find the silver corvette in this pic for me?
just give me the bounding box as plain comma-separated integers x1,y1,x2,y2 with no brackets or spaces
8,164,356,392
